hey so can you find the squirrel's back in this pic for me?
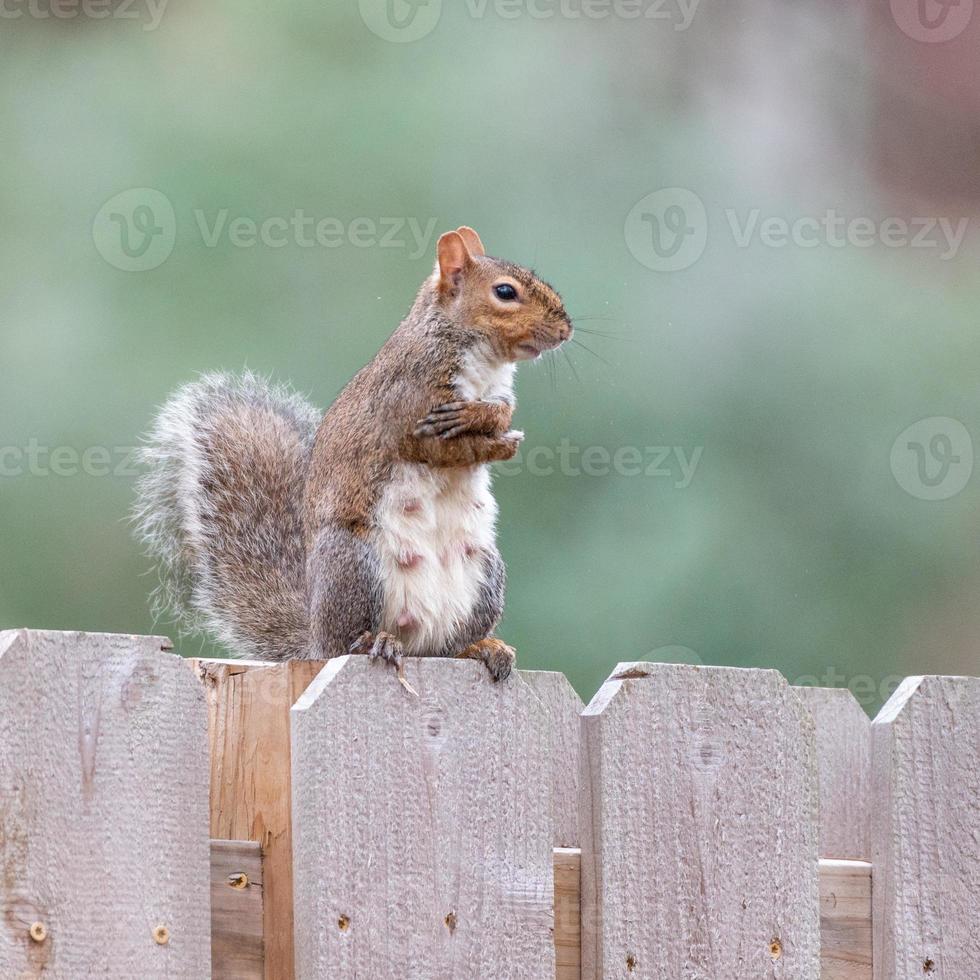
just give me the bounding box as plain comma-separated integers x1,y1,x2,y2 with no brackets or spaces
133,371,320,659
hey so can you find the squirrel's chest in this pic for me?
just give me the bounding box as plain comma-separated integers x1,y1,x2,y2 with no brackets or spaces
373,462,498,655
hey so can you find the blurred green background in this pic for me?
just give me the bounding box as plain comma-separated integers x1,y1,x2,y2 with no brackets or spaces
2,0,978,714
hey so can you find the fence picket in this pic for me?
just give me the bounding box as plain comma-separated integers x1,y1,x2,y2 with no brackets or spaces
794,687,872,860
581,662,820,980
520,670,584,849
871,675,980,980
0,630,211,978
290,656,555,980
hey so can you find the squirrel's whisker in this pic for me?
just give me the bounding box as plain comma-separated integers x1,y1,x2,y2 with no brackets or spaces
560,346,582,385
570,326,624,340
569,337,613,368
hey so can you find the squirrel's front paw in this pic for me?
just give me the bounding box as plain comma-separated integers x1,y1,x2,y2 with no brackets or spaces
414,400,512,440
414,401,472,439
494,430,524,460
456,638,516,683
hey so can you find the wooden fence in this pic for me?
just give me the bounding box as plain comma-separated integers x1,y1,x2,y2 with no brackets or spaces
0,629,977,979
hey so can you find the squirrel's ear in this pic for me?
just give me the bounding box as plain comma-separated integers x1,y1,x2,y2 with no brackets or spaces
455,226,485,257
436,231,473,292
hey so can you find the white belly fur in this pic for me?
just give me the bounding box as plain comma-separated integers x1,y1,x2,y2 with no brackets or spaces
373,348,514,655
374,463,497,655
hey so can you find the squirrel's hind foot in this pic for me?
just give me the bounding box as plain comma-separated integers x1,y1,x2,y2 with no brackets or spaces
350,630,404,668
349,631,419,696
456,638,516,683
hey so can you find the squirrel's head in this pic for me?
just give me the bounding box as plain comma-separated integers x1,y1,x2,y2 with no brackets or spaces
432,226,573,363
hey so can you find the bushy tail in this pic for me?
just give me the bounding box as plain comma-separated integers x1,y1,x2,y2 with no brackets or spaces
132,371,321,660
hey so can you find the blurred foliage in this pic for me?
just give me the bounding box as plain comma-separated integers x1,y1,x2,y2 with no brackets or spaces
2,0,978,714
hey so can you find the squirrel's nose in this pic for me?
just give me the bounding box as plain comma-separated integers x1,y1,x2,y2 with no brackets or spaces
558,320,573,342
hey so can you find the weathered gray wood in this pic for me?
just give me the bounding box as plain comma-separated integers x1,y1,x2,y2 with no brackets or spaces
820,860,873,980
872,675,980,980
521,670,584,848
211,839,264,980
581,662,820,980
291,656,554,980
0,629,211,978
794,687,872,860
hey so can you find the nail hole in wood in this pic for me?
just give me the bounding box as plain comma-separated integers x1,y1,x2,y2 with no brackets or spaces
153,925,170,945
444,910,457,934
626,952,637,971
338,915,351,932
770,938,783,959
924,960,936,973
227,872,249,890
28,922,46,943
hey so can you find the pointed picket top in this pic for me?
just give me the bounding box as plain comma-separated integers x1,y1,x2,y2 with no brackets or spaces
520,670,584,848
0,629,211,977
291,655,555,980
581,661,820,980
872,674,980,980
794,686,872,860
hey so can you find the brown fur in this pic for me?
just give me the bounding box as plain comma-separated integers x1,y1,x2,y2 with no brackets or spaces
135,228,572,675
303,229,572,540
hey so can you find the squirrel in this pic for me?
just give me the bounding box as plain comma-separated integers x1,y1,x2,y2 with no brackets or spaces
133,226,572,683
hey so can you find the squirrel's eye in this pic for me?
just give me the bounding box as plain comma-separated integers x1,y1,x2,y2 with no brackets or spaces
493,283,519,302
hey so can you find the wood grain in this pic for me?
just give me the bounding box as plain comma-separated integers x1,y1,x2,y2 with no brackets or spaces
0,629,211,978
291,656,555,979
554,848,581,980
794,687,872,860
211,839,263,979
581,662,821,980
521,671,585,848
820,860,872,980
190,658,324,980
872,675,980,980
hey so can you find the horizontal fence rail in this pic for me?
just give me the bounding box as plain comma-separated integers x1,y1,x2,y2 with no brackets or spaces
0,630,977,979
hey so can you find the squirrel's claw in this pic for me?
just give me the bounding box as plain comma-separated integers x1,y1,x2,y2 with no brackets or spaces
349,631,419,696
414,411,465,438
414,401,478,438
